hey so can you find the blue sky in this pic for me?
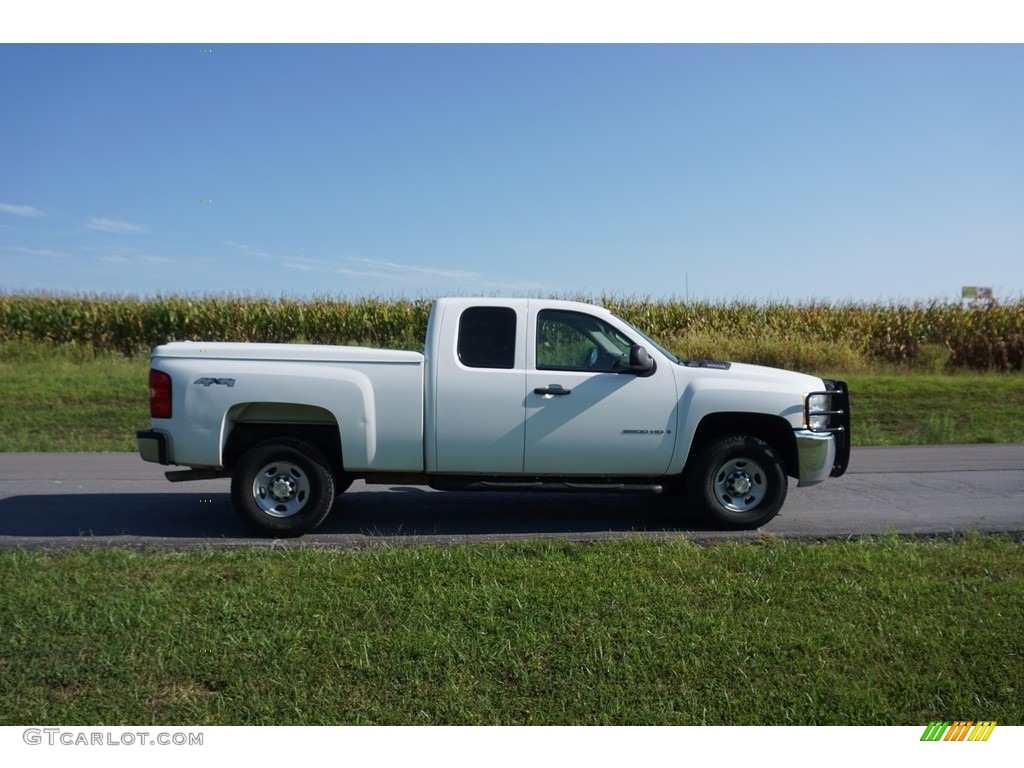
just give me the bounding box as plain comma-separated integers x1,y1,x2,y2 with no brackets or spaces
2,43,1023,303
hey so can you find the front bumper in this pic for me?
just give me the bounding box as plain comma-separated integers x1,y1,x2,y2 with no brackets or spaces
795,430,837,487
137,429,169,465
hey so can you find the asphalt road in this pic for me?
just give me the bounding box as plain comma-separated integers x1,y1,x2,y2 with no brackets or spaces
0,445,1021,549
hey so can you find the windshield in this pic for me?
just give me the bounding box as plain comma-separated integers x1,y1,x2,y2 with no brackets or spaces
617,317,681,365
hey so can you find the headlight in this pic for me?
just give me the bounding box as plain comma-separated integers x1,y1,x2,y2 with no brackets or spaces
807,393,831,430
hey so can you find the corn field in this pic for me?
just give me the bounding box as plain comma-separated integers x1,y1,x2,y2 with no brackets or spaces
1,293,1022,372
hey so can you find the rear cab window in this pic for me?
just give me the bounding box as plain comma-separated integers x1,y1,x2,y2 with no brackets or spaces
457,306,517,369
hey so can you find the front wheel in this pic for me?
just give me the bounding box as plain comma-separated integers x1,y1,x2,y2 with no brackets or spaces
231,438,335,537
688,435,788,529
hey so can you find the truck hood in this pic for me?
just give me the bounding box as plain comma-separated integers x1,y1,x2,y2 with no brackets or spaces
671,359,825,429
692,360,826,393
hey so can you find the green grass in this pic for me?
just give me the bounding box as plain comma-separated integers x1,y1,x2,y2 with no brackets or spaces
0,536,1020,725
840,373,1024,446
1,341,1022,451
0,342,147,451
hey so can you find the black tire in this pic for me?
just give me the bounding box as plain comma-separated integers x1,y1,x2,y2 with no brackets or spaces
687,434,788,530
231,437,335,537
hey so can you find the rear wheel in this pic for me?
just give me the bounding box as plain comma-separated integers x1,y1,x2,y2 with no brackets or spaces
231,438,335,537
688,435,787,529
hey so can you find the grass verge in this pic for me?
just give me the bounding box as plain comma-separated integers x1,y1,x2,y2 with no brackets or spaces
0,536,1020,725
1,342,1022,451
841,373,1024,445
0,342,145,452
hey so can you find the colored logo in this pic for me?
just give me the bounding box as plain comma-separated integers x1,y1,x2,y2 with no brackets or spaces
920,721,996,742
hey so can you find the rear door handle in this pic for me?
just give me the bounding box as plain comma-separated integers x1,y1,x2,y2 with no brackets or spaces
534,385,572,396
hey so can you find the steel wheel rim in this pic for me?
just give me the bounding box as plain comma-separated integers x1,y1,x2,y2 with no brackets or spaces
713,457,768,513
252,460,310,518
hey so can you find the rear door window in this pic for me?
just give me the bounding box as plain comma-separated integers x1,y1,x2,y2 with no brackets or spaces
457,306,517,369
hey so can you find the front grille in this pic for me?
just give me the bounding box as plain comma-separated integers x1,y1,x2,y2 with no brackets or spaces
806,379,851,477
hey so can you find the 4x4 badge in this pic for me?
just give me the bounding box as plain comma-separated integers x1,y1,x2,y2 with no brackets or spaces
194,377,235,387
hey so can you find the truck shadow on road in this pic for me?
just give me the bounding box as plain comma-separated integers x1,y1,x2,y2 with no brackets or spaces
0,488,714,541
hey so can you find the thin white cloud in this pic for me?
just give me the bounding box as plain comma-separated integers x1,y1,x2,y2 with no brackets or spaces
282,259,328,272
85,244,172,265
2,245,70,260
0,203,44,218
338,256,546,292
224,240,275,260
345,256,481,282
336,267,402,281
87,217,147,234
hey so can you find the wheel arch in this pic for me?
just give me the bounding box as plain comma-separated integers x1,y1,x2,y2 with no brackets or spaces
222,403,344,476
684,412,798,479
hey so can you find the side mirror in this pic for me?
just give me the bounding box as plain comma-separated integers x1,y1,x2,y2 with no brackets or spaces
629,344,655,376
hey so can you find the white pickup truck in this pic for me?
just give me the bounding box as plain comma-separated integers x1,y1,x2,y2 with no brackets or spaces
137,297,849,536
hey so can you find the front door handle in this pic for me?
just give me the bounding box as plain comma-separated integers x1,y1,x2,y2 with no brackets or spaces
534,385,572,396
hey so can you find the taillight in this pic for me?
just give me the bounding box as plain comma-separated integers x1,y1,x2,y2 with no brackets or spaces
149,369,172,418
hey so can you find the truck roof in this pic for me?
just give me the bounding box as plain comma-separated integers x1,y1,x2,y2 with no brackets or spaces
433,296,613,316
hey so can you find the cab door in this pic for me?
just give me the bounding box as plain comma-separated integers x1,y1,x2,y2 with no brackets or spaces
524,308,678,476
431,302,528,473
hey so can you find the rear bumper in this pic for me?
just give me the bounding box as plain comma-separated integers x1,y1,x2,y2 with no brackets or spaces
136,430,169,465
794,430,837,488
